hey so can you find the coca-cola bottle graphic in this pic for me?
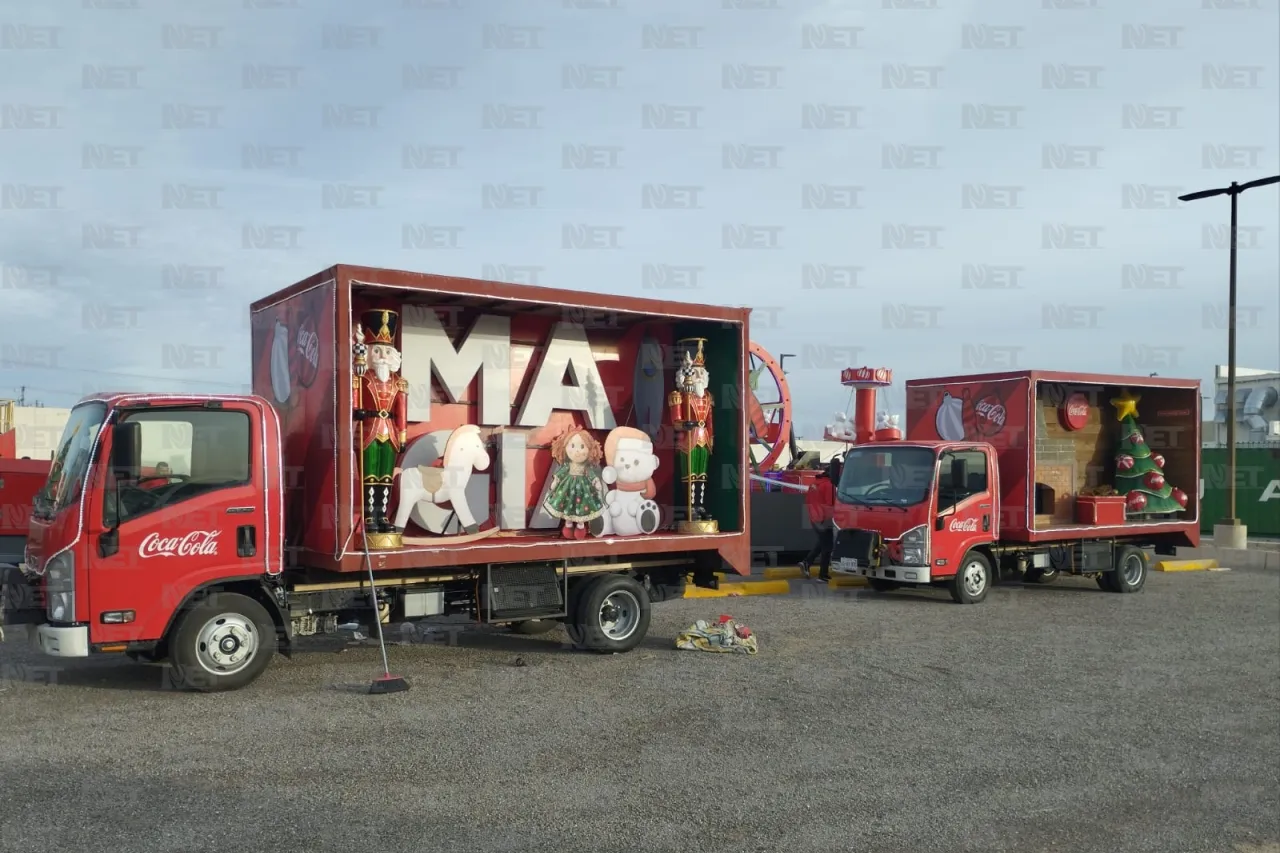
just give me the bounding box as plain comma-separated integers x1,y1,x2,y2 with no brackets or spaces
935,391,967,441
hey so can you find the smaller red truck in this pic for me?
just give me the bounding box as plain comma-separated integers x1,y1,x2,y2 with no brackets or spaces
829,370,1200,602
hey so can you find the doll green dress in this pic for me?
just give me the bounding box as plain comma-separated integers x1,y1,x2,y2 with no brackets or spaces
544,461,606,522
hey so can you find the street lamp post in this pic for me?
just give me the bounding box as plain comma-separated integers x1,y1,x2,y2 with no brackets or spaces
1178,174,1280,547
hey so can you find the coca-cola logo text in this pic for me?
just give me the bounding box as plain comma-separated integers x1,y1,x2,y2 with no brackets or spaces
975,401,1005,427
139,531,220,559
294,316,320,388
949,517,979,533
1061,392,1090,431
297,327,318,369
972,394,1006,439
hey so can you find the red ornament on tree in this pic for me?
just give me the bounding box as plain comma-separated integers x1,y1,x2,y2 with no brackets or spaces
1144,471,1165,490
1170,488,1187,508
1117,454,1135,471
1129,432,1145,446
1126,490,1147,512
1151,453,1165,469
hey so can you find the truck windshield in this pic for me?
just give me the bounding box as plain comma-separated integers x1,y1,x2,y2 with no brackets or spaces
33,401,107,519
836,446,936,507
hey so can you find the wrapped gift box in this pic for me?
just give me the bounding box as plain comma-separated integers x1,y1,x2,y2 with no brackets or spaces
1075,495,1127,526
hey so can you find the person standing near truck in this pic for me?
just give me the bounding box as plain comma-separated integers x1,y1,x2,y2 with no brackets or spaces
800,455,842,580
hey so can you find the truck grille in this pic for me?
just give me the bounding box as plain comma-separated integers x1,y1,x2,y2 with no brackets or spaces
833,529,882,568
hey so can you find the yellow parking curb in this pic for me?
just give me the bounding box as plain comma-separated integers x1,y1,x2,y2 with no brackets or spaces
1154,558,1220,572
684,580,792,598
763,566,809,580
827,575,869,588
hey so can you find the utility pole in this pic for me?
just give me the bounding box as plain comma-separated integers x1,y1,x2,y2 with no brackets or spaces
17,386,25,406
1179,173,1280,548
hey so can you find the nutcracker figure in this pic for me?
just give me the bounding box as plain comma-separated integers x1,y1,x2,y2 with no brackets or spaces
668,338,718,534
353,309,409,550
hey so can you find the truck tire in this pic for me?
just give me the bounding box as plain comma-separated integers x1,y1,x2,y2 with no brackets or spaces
1024,567,1059,584
949,552,992,604
507,619,558,636
566,573,651,654
1106,545,1147,594
868,578,901,592
166,593,276,692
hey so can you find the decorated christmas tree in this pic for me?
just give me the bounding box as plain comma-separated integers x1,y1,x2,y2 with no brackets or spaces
1110,389,1188,515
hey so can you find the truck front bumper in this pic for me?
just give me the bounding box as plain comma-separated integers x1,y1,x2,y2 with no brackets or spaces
832,558,932,584
36,624,90,657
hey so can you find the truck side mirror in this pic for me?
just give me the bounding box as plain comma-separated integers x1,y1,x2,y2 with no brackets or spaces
111,421,142,482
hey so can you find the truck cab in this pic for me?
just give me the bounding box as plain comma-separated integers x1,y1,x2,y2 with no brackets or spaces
829,440,1001,603
5,394,284,667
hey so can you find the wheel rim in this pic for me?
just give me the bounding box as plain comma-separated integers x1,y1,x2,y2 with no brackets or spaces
1121,554,1143,586
962,561,987,597
597,590,641,641
194,613,258,676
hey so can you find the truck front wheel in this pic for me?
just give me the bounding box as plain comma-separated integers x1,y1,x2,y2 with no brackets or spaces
1104,546,1147,594
167,593,276,692
566,574,651,654
949,552,992,604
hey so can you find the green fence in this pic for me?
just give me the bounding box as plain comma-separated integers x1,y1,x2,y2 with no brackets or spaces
1199,447,1280,536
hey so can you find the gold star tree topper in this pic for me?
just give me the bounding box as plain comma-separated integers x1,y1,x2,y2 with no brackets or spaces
1110,389,1141,421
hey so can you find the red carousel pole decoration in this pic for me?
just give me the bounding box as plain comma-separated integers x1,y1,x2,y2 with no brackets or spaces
827,367,897,445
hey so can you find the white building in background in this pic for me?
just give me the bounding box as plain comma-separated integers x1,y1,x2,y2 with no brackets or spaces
0,402,72,459
1203,366,1280,449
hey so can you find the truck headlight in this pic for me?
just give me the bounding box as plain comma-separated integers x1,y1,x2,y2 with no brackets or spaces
899,525,928,566
44,552,75,623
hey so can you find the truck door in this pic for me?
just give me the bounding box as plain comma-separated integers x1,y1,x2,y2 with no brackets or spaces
86,403,266,646
931,448,992,575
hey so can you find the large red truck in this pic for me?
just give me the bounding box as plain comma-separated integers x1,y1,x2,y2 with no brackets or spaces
829,370,1201,602
1,265,753,690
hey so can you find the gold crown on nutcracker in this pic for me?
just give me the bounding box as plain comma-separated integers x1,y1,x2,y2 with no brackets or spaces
361,309,399,346
680,337,707,368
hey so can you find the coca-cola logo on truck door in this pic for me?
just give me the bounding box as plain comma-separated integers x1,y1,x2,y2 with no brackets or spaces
139,531,219,558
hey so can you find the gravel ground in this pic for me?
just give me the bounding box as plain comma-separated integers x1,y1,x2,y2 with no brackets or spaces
2,569,1278,853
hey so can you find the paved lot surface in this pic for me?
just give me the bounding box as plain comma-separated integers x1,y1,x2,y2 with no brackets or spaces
2,569,1278,853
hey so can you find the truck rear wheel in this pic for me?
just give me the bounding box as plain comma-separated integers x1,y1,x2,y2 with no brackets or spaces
167,593,276,692
1105,546,1147,594
566,573,651,654
949,552,992,604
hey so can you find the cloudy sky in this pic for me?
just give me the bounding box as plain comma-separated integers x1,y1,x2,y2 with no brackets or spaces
1,0,1277,437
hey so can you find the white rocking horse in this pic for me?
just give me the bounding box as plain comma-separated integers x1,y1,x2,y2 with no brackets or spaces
395,424,499,544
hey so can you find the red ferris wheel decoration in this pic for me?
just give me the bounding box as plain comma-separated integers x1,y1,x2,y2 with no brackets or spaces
747,341,794,472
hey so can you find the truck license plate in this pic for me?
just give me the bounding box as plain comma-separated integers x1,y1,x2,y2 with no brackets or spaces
837,557,859,570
